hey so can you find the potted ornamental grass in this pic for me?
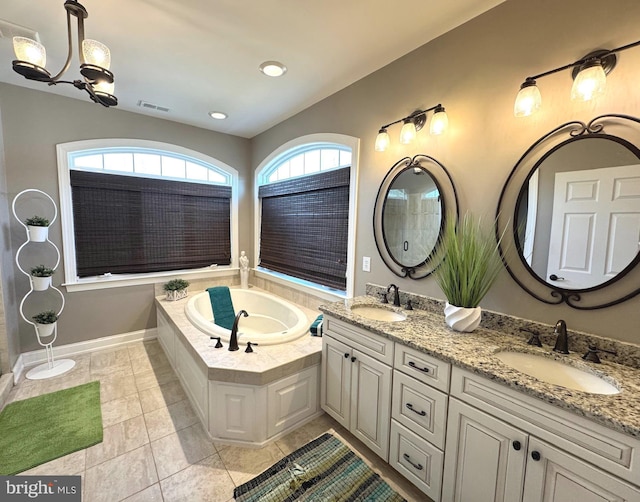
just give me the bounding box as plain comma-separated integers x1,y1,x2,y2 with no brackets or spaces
434,213,505,332
163,278,190,301
32,310,59,337
25,215,50,242
30,264,54,291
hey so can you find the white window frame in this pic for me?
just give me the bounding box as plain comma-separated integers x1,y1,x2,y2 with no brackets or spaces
57,138,239,292
254,133,359,300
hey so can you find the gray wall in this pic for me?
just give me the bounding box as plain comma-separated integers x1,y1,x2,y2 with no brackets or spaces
0,83,251,358
250,0,640,343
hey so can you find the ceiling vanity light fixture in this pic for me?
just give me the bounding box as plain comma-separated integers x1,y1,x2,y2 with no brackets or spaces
11,0,117,107
375,104,448,152
259,61,287,77
514,39,640,117
208,111,228,120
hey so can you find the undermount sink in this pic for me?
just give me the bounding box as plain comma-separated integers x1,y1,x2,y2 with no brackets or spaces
495,351,620,395
350,306,406,322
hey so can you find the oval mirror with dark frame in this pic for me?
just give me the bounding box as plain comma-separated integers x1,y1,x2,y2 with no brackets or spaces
496,114,640,309
374,154,458,279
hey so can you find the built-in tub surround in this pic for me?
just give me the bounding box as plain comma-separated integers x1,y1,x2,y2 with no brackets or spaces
323,287,640,438
185,289,309,345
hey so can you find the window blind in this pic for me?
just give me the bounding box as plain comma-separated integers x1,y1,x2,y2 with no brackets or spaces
70,170,231,277
258,167,350,290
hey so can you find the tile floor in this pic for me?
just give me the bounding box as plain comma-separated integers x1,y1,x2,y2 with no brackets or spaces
4,340,428,501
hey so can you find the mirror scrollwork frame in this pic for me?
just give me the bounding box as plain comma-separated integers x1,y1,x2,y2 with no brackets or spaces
496,114,640,309
374,154,459,279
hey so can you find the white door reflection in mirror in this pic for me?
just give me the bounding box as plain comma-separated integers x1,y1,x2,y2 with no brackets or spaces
546,165,640,289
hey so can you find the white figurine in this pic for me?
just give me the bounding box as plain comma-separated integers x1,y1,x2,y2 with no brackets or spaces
239,251,249,289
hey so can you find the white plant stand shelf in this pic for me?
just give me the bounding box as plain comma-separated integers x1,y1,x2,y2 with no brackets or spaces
13,189,75,380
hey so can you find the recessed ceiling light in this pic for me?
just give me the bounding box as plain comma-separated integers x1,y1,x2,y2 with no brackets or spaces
208,111,227,120
259,61,287,77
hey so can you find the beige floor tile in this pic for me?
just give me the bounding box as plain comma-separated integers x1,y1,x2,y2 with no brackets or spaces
218,442,284,486
90,347,132,377
130,351,172,375
139,380,187,413
21,450,86,476
84,444,158,502
160,454,235,502
101,393,143,427
98,372,138,403
127,340,165,361
150,423,216,480
135,366,179,392
144,399,198,441
121,483,164,502
275,413,341,455
85,415,149,468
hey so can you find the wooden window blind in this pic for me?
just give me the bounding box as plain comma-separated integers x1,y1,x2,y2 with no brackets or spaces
258,167,350,290
70,170,231,277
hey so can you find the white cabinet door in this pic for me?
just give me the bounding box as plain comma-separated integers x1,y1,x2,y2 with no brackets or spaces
350,349,392,461
523,438,640,502
443,398,528,502
320,335,352,428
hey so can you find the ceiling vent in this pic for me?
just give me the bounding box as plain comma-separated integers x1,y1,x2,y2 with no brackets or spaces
137,100,170,113
0,19,40,41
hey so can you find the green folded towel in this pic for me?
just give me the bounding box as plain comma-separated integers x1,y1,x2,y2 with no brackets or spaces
310,314,323,336
207,286,236,330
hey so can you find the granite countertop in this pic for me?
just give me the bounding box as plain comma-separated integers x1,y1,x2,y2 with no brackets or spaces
319,295,640,439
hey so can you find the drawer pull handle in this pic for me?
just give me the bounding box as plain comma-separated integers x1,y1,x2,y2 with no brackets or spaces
403,453,423,471
408,361,430,373
406,403,427,416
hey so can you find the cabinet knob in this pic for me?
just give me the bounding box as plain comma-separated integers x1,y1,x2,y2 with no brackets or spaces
351,356,357,363
512,440,521,451
408,361,430,373
406,403,427,417
402,453,423,471
531,451,541,461
344,353,349,358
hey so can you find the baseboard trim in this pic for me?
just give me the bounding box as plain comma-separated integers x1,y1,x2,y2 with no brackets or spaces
12,328,158,383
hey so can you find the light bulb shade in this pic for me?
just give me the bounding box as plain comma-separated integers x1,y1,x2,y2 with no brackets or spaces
82,39,111,69
571,61,606,101
375,130,390,152
13,37,46,68
93,80,115,95
400,120,417,144
514,80,542,117
429,108,448,135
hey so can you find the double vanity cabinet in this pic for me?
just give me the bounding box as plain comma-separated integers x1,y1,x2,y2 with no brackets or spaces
319,308,640,502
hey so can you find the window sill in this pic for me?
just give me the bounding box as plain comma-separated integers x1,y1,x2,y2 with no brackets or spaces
63,266,236,292
254,267,346,302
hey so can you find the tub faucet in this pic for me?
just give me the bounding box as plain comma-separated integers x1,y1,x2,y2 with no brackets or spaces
553,319,569,354
387,284,400,307
229,310,248,351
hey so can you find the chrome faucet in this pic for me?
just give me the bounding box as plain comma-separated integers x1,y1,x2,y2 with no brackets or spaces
387,284,400,307
553,319,569,354
229,310,248,351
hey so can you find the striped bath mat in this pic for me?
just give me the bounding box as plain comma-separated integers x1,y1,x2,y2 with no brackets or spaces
234,433,406,501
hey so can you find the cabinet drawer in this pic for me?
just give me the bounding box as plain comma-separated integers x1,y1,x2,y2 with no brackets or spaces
451,367,640,486
394,343,450,393
389,420,444,501
324,316,394,365
392,370,448,449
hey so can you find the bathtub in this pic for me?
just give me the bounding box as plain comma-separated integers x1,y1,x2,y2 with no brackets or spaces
184,288,310,345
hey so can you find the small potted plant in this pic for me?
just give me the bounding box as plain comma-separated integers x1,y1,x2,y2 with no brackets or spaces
163,278,190,301
433,213,505,332
32,310,59,337
30,264,55,291
25,215,50,242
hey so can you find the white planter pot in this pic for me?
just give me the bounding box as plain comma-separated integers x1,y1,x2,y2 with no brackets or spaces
444,302,482,332
35,322,56,337
27,225,49,242
166,289,188,301
32,276,52,291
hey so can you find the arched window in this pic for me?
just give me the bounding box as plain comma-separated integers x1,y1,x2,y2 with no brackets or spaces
57,139,238,290
255,134,359,297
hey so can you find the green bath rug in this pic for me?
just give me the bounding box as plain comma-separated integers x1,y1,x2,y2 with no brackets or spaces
0,381,103,475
